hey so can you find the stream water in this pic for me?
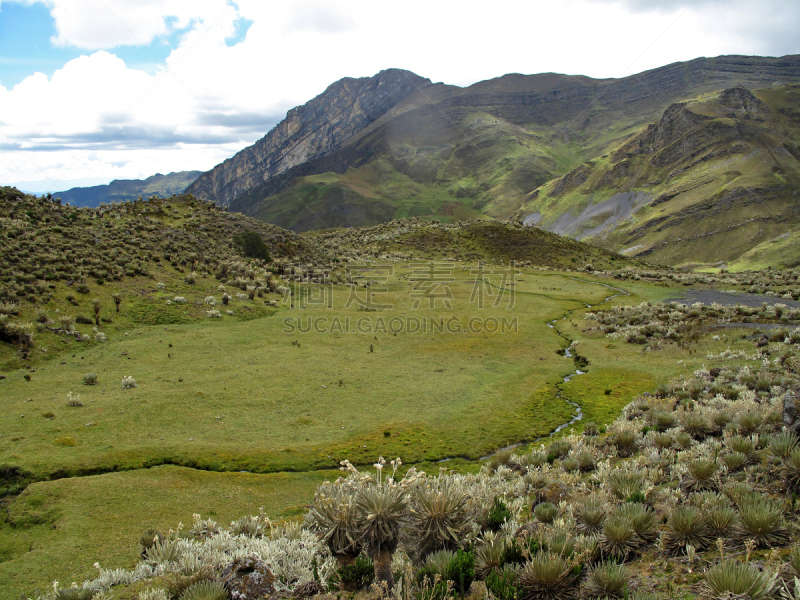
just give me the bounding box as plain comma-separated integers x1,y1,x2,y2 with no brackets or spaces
472,277,631,460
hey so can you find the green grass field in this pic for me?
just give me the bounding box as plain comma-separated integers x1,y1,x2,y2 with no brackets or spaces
0,266,697,596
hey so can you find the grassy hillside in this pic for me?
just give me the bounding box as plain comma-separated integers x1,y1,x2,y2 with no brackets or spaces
4,190,800,598
514,84,800,269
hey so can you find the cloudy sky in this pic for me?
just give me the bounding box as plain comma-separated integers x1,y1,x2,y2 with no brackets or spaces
1,0,799,193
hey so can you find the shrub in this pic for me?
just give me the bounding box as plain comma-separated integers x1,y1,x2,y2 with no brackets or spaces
613,429,638,456
727,435,756,463
233,230,271,261
784,447,800,491
445,549,475,595
484,565,518,600
144,537,180,565
475,535,505,579
54,589,94,600
179,580,227,600
704,561,776,600
547,439,572,458
650,410,676,431
338,554,374,591
737,496,790,547
576,497,607,535
653,433,673,449
355,482,408,587
600,516,638,559
583,422,598,436
518,553,579,600
583,562,630,599
614,503,657,545
722,452,748,471
486,497,513,532
681,412,708,439
59,315,75,332
704,504,738,538
769,430,798,460
76,283,90,293
572,448,596,472
409,476,470,559
662,506,711,554
738,412,762,435
607,470,645,500
66,391,83,407
534,502,558,524
139,528,164,554
83,372,98,385
230,513,270,538
121,375,137,390
307,484,361,565
683,458,718,492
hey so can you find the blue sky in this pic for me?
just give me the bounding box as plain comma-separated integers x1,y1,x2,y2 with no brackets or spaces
1,0,799,193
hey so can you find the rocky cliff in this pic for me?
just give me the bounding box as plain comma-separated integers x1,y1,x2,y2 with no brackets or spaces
186,69,431,207
513,84,800,269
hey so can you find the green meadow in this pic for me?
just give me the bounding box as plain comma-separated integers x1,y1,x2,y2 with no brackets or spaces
1,262,706,595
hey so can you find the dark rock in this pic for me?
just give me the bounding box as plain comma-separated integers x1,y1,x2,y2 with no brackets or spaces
221,557,276,600
292,581,325,598
783,392,800,435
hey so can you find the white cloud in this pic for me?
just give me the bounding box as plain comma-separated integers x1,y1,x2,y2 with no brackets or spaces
1,0,799,191
38,0,234,49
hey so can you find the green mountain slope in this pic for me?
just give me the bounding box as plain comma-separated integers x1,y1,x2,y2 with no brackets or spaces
54,171,202,207
514,84,800,269
191,55,800,240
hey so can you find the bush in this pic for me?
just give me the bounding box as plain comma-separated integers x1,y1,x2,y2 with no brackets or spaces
576,497,606,535
409,477,470,559
737,496,790,547
484,565,518,600
584,562,630,599
769,430,798,460
607,470,645,500
233,230,271,261
179,580,227,600
518,553,579,600
445,549,475,595
662,506,711,554
121,375,138,390
600,516,638,559
486,497,512,532
534,502,558,524
83,372,98,385
683,458,717,492
704,561,776,600
338,554,374,590
75,313,93,324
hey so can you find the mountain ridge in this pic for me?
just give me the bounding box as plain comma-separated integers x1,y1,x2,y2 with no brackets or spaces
190,54,800,267
54,170,202,207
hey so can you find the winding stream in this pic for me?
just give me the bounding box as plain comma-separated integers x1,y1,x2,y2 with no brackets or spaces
475,276,630,460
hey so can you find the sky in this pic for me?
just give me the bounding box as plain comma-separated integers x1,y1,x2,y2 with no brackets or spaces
1,0,799,193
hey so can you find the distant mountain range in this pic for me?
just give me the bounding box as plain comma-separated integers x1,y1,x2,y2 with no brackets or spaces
54,171,202,207
182,54,800,269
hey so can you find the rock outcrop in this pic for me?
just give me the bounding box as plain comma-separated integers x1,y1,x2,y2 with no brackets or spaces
186,69,431,207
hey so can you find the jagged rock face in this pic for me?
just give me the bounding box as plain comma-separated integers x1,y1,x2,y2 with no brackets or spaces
186,69,431,207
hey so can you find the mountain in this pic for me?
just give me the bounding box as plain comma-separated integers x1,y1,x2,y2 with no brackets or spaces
186,55,800,267
186,69,432,208
513,84,800,269
54,171,202,207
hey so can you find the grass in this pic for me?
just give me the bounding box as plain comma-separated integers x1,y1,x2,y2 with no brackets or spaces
0,465,336,595
0,263,674,596
1,269,616,481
